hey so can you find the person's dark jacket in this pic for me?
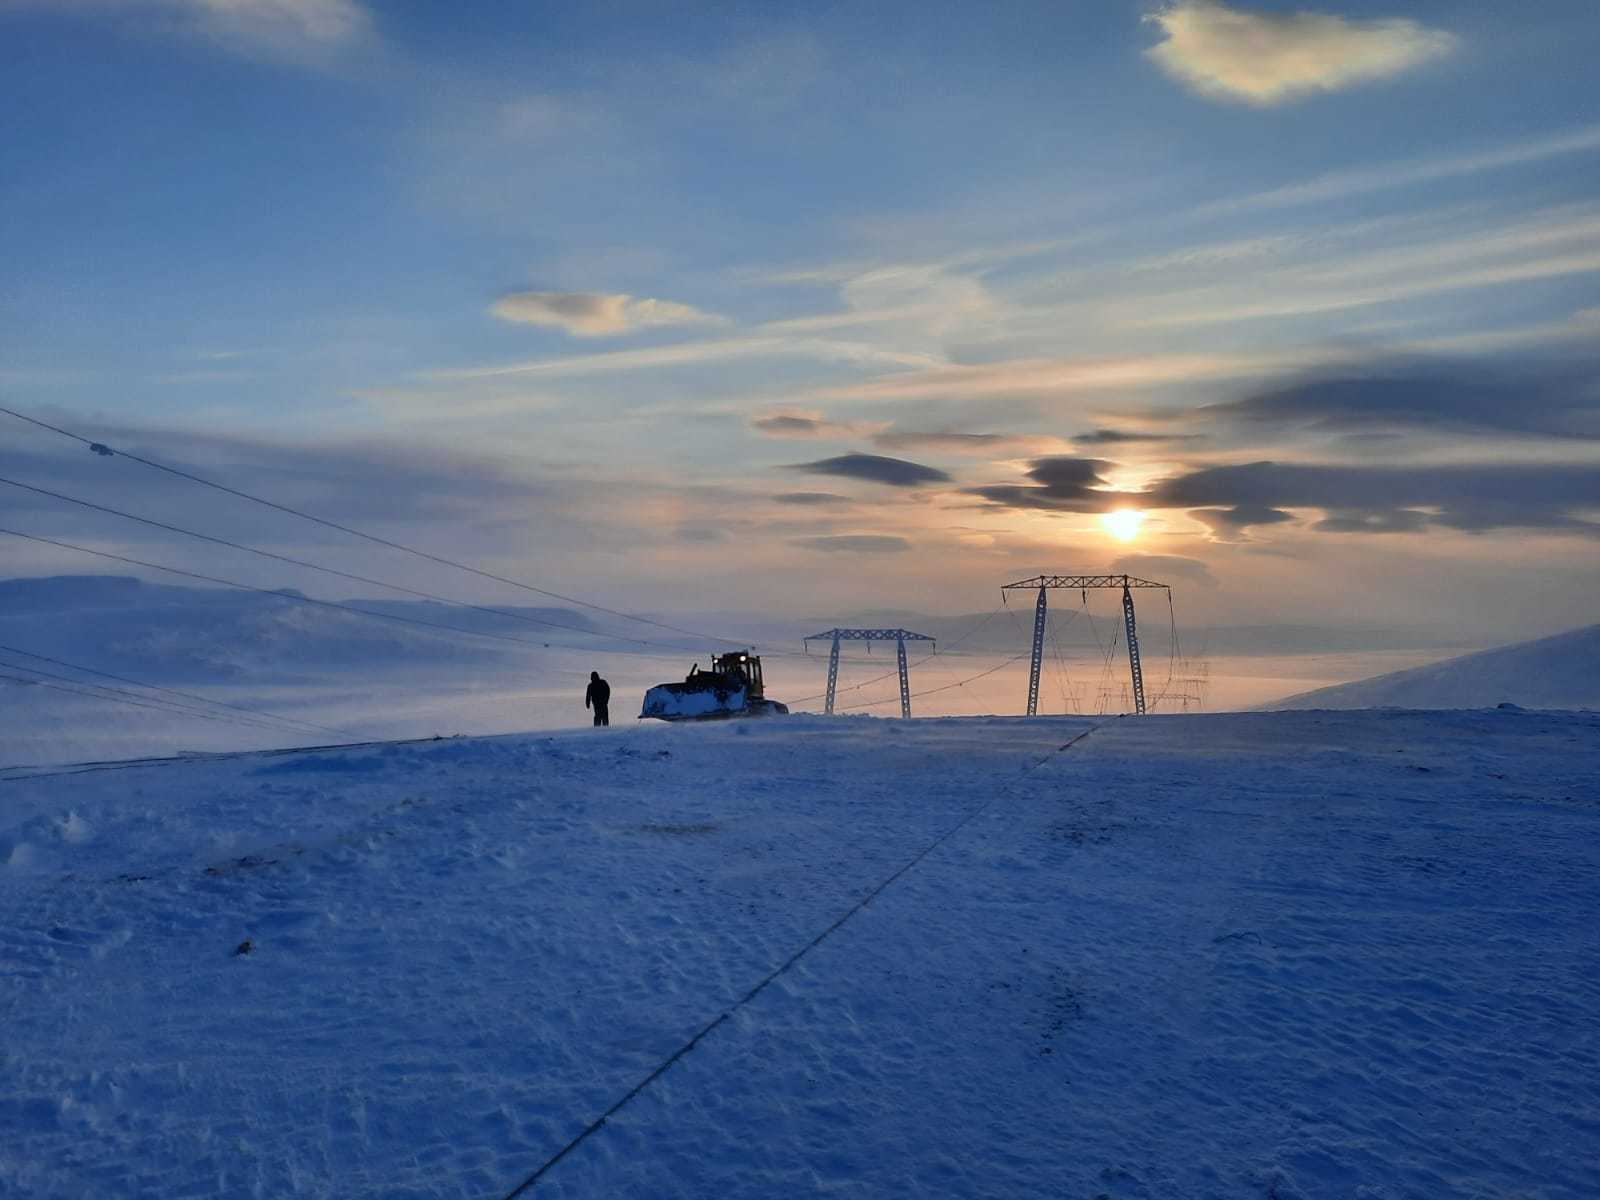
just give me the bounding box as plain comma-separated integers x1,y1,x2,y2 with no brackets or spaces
585,678,611,710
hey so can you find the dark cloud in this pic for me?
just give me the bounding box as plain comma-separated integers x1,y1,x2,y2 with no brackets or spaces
786,453,950,488
967,456,1142,512
1201,359,1600,441
1152,461,1600,534
792,535,910,553
1188,504,1295,536
773,492,853,506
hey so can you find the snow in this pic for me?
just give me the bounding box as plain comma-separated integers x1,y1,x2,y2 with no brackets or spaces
640,681,748,720
3,709,1598,1198
1272,623,1600,712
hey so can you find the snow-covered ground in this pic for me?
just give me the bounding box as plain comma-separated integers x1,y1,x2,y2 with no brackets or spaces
4,710,1597,1198
1272,624,1600,712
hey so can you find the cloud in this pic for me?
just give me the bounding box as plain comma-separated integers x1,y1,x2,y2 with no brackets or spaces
1073,427,1202,446
432,335,939,380
773,492,854,507
1150,462,1600,534
1189,504,1295,540
872,430,1074,456
749,413,884,440
785,453,950,488
1198,359,1600,441
803,350,1300,404
792,535,910,554
489,291,726,338
1145,1,1455,105
968,457,1143,513
1208,123,1600,215
40,0,373,61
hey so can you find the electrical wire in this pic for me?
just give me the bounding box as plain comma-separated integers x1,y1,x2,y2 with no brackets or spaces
0,641,351,739
0,474,670,650
790,606,1005,708
0,404,761,650
0,527,692,662
836,651,1032,711
0,663,320,735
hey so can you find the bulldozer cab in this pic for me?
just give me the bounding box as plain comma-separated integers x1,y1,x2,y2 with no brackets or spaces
710,651,764,699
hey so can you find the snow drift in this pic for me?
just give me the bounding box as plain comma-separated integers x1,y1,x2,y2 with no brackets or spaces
1268,622,1600,711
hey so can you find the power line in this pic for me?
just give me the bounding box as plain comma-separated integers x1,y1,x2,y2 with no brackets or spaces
791,607,1004,707
0,473,670,650
0,661,316,735
837,651,1032,711
0,403,756,649
0,641,350,739
495,720,1108,1197
0,526,687,662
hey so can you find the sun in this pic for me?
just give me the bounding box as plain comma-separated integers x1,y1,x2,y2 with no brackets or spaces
1101,509,1145,543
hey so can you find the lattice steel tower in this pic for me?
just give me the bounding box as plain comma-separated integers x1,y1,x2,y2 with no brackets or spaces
1000,574,1170,716
803,628,937,718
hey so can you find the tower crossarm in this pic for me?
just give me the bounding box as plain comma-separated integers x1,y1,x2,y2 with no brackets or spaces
1001,574,1167,591
803,628,937,644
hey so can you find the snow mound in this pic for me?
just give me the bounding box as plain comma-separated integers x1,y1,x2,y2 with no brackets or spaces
1268,622,1600,711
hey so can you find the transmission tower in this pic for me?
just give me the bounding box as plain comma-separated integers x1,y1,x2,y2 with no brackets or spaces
803,628,936,718
1001,575,1169,716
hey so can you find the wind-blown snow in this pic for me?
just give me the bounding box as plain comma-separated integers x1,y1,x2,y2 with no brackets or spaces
1271,623,1600,712
3,710,1597,1198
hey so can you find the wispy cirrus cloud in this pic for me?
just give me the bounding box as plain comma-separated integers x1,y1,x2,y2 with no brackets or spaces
1145,1,1455,106
871,430,1074,456
792,534,910,554
749,413,887,440
432,336,940,381
490,291,727,338
1209,124,1600,215
34,0,374,62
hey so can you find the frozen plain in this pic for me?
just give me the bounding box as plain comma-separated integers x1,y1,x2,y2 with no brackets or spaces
2,709,1597,1199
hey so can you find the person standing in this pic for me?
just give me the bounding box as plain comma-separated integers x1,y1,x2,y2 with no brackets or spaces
585,670,611,727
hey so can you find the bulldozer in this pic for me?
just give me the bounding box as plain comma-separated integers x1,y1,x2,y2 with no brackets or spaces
639,651,790,721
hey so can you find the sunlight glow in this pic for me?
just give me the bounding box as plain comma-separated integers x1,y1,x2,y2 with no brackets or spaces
1101,509,1146,542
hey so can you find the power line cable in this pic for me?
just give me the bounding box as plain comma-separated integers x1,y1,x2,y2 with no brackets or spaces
0,404,759,649
0,642,351,739
837,652,1032,711
495,720,1108,1198
0,662,315,734
0,474,671,650
0,527,688,662
790,607,1004,708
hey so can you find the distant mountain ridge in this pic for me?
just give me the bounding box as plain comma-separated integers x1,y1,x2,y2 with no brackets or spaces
0,574,608,683
1267,624,1600,712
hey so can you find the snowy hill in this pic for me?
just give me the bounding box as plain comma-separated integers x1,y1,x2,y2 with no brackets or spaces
1268,623,1600,711
3,711,1597,1198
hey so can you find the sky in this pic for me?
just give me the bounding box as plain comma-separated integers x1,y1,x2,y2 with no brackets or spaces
2,0,1598,644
